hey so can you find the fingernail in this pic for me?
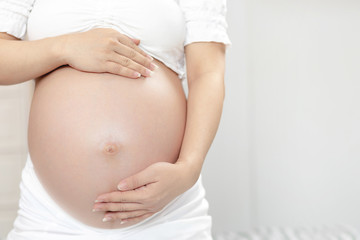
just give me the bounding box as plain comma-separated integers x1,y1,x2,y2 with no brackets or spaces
149,63,159,71
145,69,153,77
146,55,153,61
95,199,105,203
103,216,113,222
92,208,100,212
117,182,127,190
120,220,127,224
133,72,141,78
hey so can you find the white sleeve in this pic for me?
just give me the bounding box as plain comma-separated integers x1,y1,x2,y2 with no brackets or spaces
0,0,35,40
178,0,231,47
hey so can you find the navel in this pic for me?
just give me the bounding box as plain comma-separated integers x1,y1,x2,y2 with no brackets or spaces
102,142,120,156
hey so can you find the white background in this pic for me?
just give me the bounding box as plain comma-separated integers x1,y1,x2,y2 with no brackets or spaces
202,0,360,235
1,0,360,238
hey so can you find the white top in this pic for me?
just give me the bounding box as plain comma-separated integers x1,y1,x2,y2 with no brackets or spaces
0,0,231,80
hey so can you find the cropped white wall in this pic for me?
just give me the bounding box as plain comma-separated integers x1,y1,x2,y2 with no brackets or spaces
0,81,33,239
202,0,360,235
247,0,360,228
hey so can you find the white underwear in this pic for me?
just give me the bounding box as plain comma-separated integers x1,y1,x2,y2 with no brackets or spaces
6,153,212,240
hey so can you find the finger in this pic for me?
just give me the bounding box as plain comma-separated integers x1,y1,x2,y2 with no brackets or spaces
117,34,152,60
105,61,141,78
112,44,157,72
93,202,143,212
117,167,158,191
103,210,150,223
95,189,146,203
108,51,154,77
118,213,154,225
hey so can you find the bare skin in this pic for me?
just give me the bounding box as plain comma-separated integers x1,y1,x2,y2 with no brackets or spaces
27,57,186,229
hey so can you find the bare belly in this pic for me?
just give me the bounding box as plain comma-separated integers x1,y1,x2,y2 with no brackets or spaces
27,59,187,229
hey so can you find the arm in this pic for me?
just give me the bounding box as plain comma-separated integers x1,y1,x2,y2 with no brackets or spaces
0,28,156,85
176,41,226,185
93,42,227,224
0,33,66,85
0,29,156,86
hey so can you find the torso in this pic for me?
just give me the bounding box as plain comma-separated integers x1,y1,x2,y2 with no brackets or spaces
25,0,187,229
27,59,186,228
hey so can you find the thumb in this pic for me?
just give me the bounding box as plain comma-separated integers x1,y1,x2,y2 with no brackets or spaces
130,37,140,45
117,168,153,191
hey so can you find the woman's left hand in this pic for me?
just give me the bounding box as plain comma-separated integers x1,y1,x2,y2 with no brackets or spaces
92,161,198,224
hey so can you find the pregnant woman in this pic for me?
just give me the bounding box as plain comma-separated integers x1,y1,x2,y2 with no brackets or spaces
0,0,230,239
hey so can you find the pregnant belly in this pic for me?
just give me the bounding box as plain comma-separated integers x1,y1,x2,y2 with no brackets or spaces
27,60,186,229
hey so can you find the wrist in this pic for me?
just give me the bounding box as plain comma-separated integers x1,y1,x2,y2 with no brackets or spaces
175,157,203,188
50,34,69,66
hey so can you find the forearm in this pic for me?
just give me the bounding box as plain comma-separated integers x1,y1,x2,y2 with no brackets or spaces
0,36,66,85
177,72,225,182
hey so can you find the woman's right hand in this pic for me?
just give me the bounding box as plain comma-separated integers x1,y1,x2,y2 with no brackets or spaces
59,28,157,78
